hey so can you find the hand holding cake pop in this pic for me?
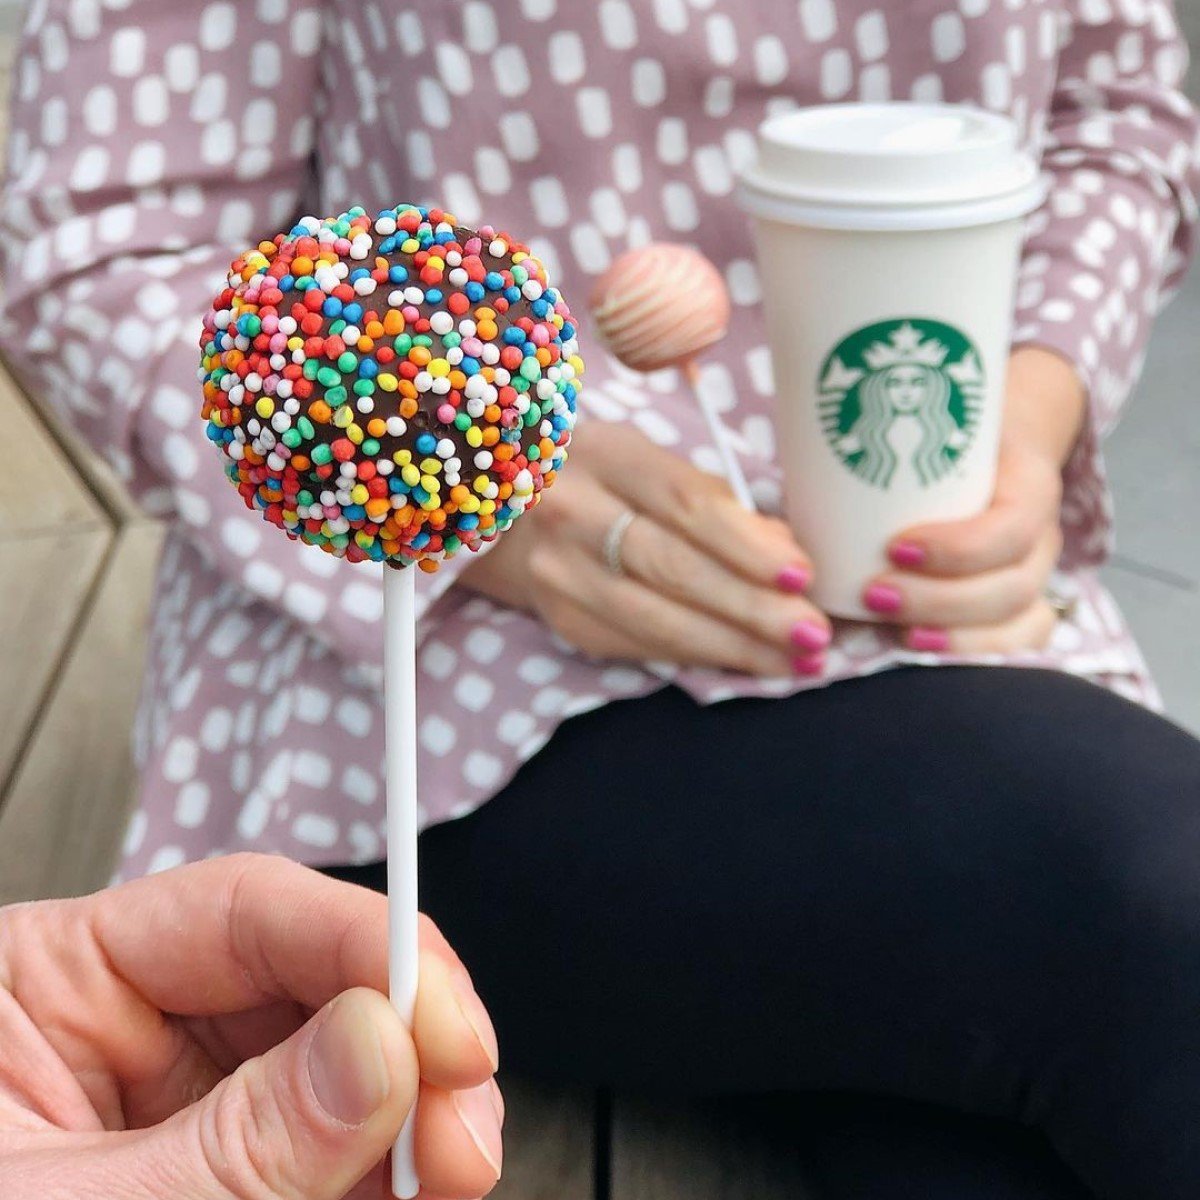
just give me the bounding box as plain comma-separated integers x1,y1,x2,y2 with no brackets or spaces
590,243,753,508
199,203,583,1199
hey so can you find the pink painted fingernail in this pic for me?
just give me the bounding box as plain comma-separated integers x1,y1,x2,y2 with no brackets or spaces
777,564,811,594
790,619,831,652
890,540,926,569
793,652,826,677
864,583,903,614
908,627,950,653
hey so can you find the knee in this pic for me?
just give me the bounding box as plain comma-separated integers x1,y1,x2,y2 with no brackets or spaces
1017,742,1200,985
955,673,1200,969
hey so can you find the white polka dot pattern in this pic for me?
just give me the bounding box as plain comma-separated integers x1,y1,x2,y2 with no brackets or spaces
0,0,1194,881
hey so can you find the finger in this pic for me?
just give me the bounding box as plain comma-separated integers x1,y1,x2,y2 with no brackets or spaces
0,983,110,1133
55,857,493,1112
414,1079,505,1199
120,1023,229,1130
619,512,832,652
905,598,1059,655
545,592,825,676
540,594,665,663
413,952,499,1089
535,545,812,678
304,1161,493,1200
178,945,495,1101
79,855,389,1014
547,479,830,652
888,451,1059,578
575,421,813,590
888,493,1050,578
84,855,464,1017
865,526,1061,628
89,987,425,1200
182,999,311,1077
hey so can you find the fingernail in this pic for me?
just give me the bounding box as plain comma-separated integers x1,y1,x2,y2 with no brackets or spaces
308,994,391,1126
864,583,903,614
454,1081,504,1179
890,540,926,568
777,564,811,594
489,1077,506,1125
908,627,950,652
452,969,500,1074
793,652,826,677
790,619,831,652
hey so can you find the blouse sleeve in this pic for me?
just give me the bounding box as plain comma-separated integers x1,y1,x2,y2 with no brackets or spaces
1011,0,1200,567
0,0,489,665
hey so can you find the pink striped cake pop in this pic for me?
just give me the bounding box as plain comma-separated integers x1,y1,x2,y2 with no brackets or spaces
590,243,732,373
590,242,752,508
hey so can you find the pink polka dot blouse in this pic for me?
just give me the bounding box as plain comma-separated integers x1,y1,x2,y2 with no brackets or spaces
2,0,1198,880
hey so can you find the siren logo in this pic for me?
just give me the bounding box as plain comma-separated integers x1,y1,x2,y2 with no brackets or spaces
817,318,985,490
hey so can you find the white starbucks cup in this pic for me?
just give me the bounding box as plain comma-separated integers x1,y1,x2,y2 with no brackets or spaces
737,103,1046,621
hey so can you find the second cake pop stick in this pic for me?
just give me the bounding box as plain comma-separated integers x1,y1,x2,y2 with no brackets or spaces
384,563,420,1200
681,359,755,510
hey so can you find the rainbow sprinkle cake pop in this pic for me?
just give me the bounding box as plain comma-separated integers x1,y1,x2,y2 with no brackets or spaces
590,242,752,508
200,203,584,571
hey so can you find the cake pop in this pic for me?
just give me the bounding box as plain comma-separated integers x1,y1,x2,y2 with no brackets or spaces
590,242,753,508
200,203,583,570
199,203,583,1199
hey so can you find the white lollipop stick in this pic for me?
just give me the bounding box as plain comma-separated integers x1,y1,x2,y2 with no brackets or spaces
682,360,756,511
384,563,420,1200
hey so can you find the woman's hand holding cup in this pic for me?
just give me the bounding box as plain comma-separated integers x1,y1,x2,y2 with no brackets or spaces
862,347,1086,654
466,352,1083,667
462,422,833,677
865,433,1064,652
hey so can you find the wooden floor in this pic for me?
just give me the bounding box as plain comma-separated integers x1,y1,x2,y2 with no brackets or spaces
0,368,164,902
2,13,1199,1196
0,26,160,902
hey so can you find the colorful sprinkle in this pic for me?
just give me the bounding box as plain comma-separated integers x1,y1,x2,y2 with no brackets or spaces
199,203,583,571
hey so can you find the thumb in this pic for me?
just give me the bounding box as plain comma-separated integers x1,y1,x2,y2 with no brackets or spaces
118,988,418,1200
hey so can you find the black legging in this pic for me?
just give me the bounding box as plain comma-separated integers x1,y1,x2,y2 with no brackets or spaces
325,667,1200,1200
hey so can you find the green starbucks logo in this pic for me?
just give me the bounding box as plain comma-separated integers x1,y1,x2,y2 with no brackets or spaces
817,318,985,489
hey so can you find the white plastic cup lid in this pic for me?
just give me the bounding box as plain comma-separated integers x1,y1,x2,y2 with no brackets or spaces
737,102,1047,231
